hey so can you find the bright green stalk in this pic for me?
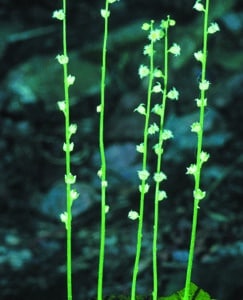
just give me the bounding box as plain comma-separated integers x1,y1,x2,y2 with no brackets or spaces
152,19,169,300
183,1,210,299
152,16,180,300
53,2,78,300
131,20,155,300
61,0,73,299
97,1,110,300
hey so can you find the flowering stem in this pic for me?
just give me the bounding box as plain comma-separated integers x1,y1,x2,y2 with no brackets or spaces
60,1,73,299
51,0,75,299
131,20,155,300
97,0,110,299
183,1,210,299
152,17,169,300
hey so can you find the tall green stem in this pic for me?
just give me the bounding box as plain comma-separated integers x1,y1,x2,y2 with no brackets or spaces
131,20,155,300
61,0,73,299
183,1,210,299
152,19,169,300
97,1,110,299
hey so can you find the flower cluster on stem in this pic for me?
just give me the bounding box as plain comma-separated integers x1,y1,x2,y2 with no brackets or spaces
131,16,180,300
183,1,220,300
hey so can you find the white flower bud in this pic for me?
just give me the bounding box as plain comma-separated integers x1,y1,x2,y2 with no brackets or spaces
193,188,206,200
56,54,69,65
53,9,65,21
139,183,150,193
193,1,205,12
208,22,220,34
153,172,167,183
138,64,150,78
191,122,201,133
67,74,75,86
199,80,210,91
128,210,139,220
138,170,150,181
194,50,203,62
134,103,146,115
100,9,110,18
158,190,167,201
167,87,179,100
136,143,145,153
186,164,197,175
65,173,76,184
63,142,74,152
168,43,181,56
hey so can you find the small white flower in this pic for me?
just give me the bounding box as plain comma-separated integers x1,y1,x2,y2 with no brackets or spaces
56,54,69,65
199,80,210,91
101,180,108,188
143,44,154,56
152,104,163,116
153,172,167,183
193,188,206,200
69,124,77,135
65,173,77,184
208,22,220,34
67,74,75,86
162,129,173,140
195,98,207,107
139,183,150,193
186,164,197,175
158,190,167,201
167,87,179,100
96,104,101,113
168,43,181,56
128,210,139,220
138,64,150,78
142,23,151,31
152,82,162,93
134,103,146,115
70,189,79,201
191,122,201,133
148,29,163,42
136,143,145,153
194,50,203,62
57,101,65,112
53,9,65,21
100,9,110,18
200,151,210,163
63,142,74,152
148,123,159,135
105,205,110,213
138,170,150,181
60,212,68,229
169,19,176,26
153,68,163,78
193,1,205,12
153,143,163,155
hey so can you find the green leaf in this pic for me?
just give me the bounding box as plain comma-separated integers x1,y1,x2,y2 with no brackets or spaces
159,282,212,300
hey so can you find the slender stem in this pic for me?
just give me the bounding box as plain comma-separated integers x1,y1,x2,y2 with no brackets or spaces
183,1,209,299
152,18,169,300
62,0,73,299
97,1,109,299
131,20,155,300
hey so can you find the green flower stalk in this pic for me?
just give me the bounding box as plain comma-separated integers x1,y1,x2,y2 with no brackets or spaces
130,20,157,300
184,1,219,299
53,1,78,300
97,1,118,299
151,16,179,300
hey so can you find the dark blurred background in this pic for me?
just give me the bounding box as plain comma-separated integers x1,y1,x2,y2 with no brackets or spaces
0,0,243,299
